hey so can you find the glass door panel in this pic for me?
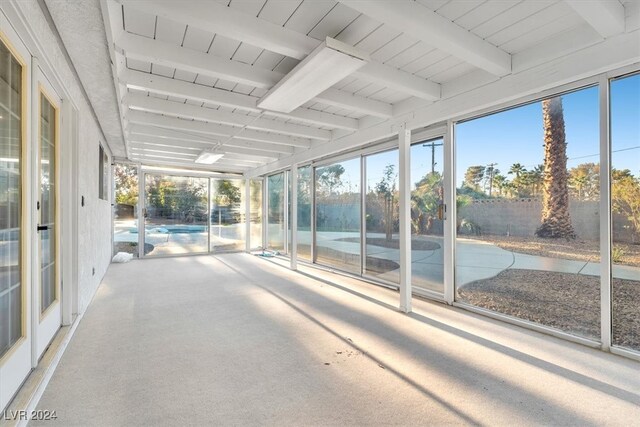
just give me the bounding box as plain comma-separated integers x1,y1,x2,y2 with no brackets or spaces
210,178,244,252
0,25,31,412
113,163,139,256
364,149,400,284
314,157,361,274
143,174,209,256
411,139,445,294
39,92,57,313
267,173,285,252
297,166,312,261
454,86,601,340
610,73,640,352
249,179,262,250
0,34,24,361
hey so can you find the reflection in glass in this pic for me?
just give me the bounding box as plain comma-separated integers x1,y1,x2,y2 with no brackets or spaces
40,93,56,313
267,173,285,252
113,163,139,256
411,140,445,293
315,158,361,274
0,39,23,357
610,73,640,352
144,174,209,256
297,166,312,261
210,179,244,252
455,86,601,340
364,150,400,283
249,179,263,250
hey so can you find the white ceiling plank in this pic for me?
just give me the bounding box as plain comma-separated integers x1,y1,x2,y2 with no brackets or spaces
125,93,326,142
121,60,387,121
339,0,512,76
122,4,156,37
264,108,358,131
308,3,361,40
122,68,260,111
125,110,308,150
355,62,441,100
315,88,393,119
120,0,318,60
258,0,303,26
121,0,441,100
471,1,556,39
565,0,625,38
436,0,485,22
116,32,281,88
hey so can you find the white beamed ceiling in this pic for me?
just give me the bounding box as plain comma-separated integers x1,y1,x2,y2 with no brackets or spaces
100,0,638,173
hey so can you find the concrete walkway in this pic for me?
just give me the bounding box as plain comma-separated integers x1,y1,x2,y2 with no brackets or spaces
32,254,640,425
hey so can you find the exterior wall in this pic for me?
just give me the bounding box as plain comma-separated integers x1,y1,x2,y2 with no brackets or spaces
14,0,113,314
459,198,636,243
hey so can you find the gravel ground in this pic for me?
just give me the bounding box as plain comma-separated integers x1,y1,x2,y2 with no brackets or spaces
458,269,640,350
466,235,640,267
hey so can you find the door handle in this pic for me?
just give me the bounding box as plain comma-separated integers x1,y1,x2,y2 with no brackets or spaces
37,224,49,232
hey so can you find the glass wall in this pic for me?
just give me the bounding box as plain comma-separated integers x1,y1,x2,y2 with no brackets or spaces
113,163,139,256
267,172,285,252
144,174,209,256
610,73,640,352
210,179,244,252
315,157,361,274
297,165,312,261
0,39,23,358
364,149,400,283
455,86,601,340
411,139,445,294
249,179,263,250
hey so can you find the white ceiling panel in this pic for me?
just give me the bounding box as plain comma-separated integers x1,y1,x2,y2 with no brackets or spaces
435,0,485,22
284,1,336,36
258,0,303,26
182,26,214,52
307,3,360,40
471,0,557,39
123,4,156,37
154,16,186,45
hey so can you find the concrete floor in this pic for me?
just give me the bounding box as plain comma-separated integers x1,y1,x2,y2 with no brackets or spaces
33,254,640,426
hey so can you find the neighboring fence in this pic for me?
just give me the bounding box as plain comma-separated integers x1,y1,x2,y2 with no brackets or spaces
459,198,637,243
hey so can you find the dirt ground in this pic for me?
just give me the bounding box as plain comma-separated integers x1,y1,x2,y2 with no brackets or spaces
467,235,640,267
458,268,640,350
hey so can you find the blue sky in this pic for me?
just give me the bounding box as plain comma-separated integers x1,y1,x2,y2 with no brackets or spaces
337,74,639,192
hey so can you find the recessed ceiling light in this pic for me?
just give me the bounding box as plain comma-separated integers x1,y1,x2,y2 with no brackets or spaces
195,149,224,165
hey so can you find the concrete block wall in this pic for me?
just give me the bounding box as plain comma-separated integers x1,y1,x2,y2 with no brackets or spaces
459,198,636,243
16,0,113,314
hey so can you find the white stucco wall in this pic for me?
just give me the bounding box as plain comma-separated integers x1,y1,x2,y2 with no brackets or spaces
10,0,114,314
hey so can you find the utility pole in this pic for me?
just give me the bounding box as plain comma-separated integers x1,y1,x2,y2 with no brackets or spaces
423,140,444,174
486,162,497,196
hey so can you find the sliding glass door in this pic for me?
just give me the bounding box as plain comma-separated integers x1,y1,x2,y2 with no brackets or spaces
143,174,209,256
315,157,361,274
454,86,601,340
610,72,640,352
113,163,139,256
267,172,285,252
364,149,400,284
210,178,244,253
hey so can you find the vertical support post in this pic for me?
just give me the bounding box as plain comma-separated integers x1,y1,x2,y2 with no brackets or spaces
61,100,75,325
263,177,268,249
360,156,366,276
291,165,298,270
311,166,316,263
399,125,412,313
443,120,456,305
207,178,212,253
137,165,144,258
245,178,251,253
284,171,289,255
599,75,612,351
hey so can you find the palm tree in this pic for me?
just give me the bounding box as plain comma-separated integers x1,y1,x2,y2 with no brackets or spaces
535,96,576,238
508,163,526,179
